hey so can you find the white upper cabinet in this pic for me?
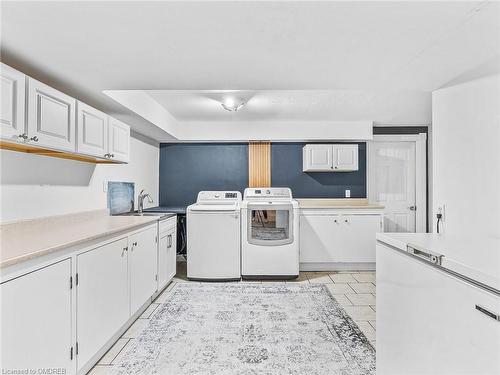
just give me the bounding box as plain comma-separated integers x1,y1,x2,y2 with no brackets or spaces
108,117,130,163
0,63,26,142
27,77,76,151
333,144,359,171
76,101,108,158
303,144,359,172
303,144,333,171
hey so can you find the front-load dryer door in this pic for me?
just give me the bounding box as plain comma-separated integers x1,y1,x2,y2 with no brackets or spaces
246,202,293,246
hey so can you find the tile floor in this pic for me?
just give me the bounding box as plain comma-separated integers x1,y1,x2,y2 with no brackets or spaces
89,262,376,374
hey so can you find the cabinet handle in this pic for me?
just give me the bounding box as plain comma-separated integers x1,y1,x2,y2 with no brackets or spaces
133,241,138,246
110,153,115,158
333,219,338,223
18,133,28,140
121,247,128,257
103,153,110,158
167,234,172,248
344,219,349,223
475,305,500,321
29,136,39,142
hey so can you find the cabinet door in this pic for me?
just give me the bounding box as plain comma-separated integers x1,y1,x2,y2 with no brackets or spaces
303,145,333,171
129,227,157,314
339,214,381,262
77,238,129,370
299,214,341,262
333,144,358,171
108,117,130,163
76,101,108,158
0,63,26,142
27,77,76,151
1,259,73,372
167,228,177,281
158,228,177,290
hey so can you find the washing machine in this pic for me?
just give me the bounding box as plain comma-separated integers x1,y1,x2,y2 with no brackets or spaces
241,187,299,279
187,191,241,281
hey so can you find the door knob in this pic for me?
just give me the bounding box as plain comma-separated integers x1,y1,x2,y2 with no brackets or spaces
409,206,417,211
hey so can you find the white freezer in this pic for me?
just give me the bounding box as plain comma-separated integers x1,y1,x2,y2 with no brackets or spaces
376,233,500,375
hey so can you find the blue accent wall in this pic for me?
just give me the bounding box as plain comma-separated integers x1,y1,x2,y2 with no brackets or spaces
159,143,249,208
159,142,367,209
271,142,367,198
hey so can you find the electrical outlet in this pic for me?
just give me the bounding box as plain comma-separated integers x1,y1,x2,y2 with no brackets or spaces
345,189,351,198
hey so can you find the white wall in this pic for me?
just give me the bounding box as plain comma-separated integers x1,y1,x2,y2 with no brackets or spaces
432,74,500,237
0,134,159,223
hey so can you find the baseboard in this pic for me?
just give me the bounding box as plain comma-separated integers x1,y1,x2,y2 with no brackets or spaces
300,262,375,272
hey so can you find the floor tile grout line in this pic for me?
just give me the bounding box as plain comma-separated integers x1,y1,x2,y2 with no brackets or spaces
109,337,133,366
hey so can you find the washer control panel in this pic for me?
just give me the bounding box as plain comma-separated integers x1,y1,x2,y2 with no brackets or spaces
196,191,242,203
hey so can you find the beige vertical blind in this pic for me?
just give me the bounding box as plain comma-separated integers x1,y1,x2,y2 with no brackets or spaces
248,141,271,188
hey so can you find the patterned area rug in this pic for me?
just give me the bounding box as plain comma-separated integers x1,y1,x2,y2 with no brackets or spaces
112,283,375,375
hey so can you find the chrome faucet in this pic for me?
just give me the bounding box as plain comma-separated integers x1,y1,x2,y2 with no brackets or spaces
138,189,153,215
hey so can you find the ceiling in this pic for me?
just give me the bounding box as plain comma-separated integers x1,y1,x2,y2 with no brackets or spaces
1,1,499,141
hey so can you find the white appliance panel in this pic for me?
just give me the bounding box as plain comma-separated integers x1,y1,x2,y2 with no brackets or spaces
187,211,240,280
377,242,500,375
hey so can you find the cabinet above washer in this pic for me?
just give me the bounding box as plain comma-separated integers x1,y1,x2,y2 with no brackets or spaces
302,144,359,172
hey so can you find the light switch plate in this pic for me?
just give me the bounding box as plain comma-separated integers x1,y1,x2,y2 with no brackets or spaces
103,181,108,192
345,189,351,198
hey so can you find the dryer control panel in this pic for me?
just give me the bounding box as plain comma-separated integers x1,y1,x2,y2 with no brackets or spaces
244,187,292,200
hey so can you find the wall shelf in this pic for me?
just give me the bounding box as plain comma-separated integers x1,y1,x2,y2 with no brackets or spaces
0,141,121,164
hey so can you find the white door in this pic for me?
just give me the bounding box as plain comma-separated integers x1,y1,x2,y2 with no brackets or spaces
108,117,130,163
77,238,129,370
299,214,342,263
129,227,157,314
0,63,26,142
76,101,108,158
333,144,359,171
0,259,73,372
369,140,417,232
27,77,76,151
304,145,333,171
339,214,381,262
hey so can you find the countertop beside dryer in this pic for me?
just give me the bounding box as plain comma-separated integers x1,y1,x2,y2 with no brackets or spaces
297,198,384,209
0,209,173,269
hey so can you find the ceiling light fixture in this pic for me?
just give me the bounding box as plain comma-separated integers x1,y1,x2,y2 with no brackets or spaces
221,97,245,112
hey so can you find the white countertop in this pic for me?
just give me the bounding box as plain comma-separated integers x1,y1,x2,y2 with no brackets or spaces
297,198,384,209
0,210,159,269
377,232,500,293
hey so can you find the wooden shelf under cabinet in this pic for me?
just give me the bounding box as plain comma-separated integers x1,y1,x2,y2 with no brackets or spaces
0,140,123,164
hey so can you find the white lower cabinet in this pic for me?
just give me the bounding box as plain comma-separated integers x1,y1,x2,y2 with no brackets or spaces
76,238,129,371
300,210,383,270
339,214,381,263
0,259,73,373
129,226,157,315
1,222,168,374
158,224,177,291
299,214,341,263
